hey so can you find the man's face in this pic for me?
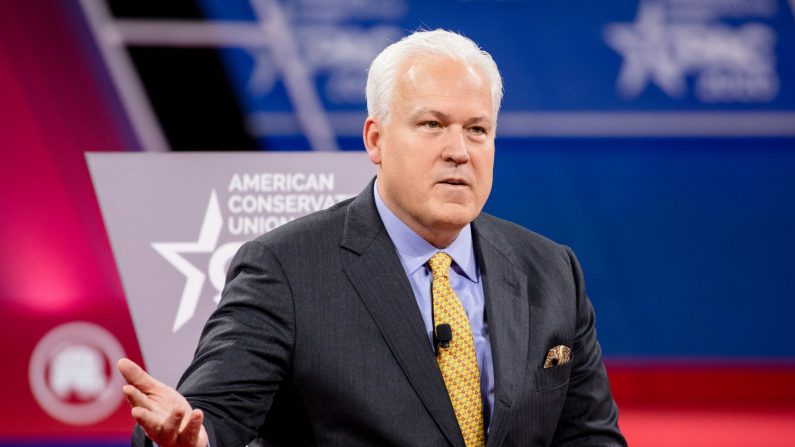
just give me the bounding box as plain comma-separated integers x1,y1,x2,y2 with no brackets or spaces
364,56,495,247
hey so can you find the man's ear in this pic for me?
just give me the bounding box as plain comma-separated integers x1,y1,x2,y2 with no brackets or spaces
363,117,382,165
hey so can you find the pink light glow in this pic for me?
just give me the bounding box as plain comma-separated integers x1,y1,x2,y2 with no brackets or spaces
0,2,133,317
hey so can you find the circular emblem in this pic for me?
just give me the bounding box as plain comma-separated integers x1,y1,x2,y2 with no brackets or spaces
28,321,126,425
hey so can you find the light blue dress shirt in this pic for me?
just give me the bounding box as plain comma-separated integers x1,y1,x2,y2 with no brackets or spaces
373,180,495,428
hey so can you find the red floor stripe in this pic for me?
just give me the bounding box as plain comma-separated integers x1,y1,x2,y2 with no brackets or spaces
619,407,795,447
606,362,795,407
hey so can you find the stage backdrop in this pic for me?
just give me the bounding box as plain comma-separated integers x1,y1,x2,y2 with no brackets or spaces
1,1,794,446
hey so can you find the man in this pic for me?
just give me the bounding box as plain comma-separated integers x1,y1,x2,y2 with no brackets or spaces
119,29,625,446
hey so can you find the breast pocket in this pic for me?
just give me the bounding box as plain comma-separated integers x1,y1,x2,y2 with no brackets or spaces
534,361,573,392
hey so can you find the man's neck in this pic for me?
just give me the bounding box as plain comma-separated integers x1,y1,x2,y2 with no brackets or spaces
374,180,463,248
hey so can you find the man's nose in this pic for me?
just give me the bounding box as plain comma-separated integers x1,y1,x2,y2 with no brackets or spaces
443,126,470,164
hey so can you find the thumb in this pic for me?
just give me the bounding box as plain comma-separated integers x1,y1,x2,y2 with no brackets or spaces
118,358,161,392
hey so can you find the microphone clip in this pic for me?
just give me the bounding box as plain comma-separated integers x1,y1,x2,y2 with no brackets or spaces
434,323,452,353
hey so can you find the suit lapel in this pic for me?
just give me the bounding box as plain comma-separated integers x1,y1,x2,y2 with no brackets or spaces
472,217,532,447
341,180,466,447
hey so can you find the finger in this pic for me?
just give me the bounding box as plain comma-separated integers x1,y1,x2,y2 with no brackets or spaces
159,406,185,444
179,409,205,446
122,384,154,411
131,406,165,440
118,358,168,394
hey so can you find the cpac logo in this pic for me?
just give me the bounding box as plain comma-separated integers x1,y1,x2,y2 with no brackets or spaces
603,0,779,102
28,322,126,425
152,191,243,332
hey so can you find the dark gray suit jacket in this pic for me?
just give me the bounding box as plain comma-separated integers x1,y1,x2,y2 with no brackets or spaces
134,179,625,446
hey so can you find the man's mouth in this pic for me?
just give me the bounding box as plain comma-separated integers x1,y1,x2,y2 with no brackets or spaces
439,178,468,186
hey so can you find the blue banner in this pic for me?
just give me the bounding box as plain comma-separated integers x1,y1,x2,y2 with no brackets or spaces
197,0,795,358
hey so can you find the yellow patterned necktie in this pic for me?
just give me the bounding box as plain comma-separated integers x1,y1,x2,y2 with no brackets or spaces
427,252,485,447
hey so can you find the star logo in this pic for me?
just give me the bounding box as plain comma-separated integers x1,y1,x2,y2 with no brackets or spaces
603,2,686,99
151,191,223,332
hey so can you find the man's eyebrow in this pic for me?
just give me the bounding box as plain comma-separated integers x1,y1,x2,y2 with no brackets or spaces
409,109,491,126
465,116,491,126
409,108,450,122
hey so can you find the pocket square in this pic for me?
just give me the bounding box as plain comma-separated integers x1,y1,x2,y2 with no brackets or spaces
543,345,572,368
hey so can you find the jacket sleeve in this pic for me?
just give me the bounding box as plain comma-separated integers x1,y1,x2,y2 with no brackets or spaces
175,240,296,446
550,246,627,446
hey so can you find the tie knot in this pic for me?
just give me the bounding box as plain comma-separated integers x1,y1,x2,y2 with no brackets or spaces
427,252,453,278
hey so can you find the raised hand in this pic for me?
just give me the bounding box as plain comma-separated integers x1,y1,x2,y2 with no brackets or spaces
118,358,209,447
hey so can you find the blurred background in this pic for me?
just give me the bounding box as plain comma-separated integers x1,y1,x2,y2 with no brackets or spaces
1,0,794,445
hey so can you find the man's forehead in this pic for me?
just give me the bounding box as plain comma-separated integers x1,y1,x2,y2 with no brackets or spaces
402,56,486,85
393,57,493,115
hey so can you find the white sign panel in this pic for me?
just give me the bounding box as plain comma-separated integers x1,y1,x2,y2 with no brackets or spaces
88,152,373,386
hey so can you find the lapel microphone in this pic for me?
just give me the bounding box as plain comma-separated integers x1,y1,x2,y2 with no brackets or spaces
434,323,453,353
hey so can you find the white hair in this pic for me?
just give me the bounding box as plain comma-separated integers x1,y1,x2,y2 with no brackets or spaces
365,29,504,123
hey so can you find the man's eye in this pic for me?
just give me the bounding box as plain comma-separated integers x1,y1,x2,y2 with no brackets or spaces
470,126,487,135
421,121,441,129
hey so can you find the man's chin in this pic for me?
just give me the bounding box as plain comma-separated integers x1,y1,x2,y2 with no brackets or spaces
431,206,479,229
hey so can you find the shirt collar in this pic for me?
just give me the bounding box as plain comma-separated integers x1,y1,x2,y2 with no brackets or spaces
373,179,479,282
